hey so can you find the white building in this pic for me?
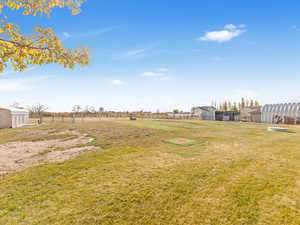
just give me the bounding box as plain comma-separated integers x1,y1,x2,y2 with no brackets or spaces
0,107,29,128
261,103,300,124
191,106,216,120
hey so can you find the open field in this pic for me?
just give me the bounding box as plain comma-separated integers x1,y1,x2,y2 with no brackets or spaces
1,119,300,224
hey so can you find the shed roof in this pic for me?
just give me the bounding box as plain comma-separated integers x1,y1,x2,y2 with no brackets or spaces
0,107,29,113
193,106,216,111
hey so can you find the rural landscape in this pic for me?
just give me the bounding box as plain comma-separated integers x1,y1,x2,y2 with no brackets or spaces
1,0,300,224
2,119,300,224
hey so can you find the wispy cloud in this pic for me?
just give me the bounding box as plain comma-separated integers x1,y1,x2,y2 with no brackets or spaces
199,24,246,43
62,26,117,40
158,68,168,73
113,47,154,60
291,25,300,31
112,79,125,86
63,32,72,39
77,27,117,38
212,56,225,62
141,68,169,79
141,72,163,77
0,76,49,92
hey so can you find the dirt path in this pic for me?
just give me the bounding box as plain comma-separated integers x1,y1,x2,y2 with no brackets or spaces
0,130,100,174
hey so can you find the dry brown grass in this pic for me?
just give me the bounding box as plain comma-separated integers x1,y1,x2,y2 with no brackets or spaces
1,119,300,224
0,129,98,174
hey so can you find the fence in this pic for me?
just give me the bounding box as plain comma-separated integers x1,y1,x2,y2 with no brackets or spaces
31,111,206,123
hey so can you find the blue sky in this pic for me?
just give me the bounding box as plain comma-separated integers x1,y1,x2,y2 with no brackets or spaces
1,0,300,112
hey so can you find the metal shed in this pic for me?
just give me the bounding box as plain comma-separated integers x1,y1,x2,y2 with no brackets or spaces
215,111,240,121
0,107,29,128
261,103,300,124
240,107,261,122
191,106,216,120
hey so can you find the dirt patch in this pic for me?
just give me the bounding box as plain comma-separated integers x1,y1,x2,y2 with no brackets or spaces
0,130,100,174
164,138,205,146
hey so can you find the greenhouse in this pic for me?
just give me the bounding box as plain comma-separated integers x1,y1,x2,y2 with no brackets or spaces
261,103,300,124
0,107,29,128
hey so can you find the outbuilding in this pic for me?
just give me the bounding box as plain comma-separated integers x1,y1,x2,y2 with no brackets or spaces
261,103,300,124
0,107,29,128
191,106,216,120
240,107,261,122
215,111,240,121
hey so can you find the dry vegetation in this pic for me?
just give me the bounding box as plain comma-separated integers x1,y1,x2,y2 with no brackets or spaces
0,129,97,174
1,119,300,224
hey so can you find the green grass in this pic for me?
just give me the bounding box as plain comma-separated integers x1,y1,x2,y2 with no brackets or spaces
1,119,300,224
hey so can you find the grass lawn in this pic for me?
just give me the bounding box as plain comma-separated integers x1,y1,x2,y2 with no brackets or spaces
1,119,300,224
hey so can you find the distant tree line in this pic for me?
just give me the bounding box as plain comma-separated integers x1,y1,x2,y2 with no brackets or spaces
72,105,104,115
213,98,260,112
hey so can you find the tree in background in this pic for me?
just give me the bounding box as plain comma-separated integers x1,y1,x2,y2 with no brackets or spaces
232,102,238,112
241,98,246,110
98,107,104,113
89,106,96,113
10,101,23,109
245,99,250,107
223,101,228,111
173,109,179,114
28,103,48,124
216,98,261,111
210,101,217,109
72,105,82,115
218,103,224,111
228,102,232,111
83,105,96,114
0,0,88,72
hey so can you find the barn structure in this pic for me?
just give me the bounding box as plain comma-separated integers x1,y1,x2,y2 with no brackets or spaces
249,109,262,123
191,106,216,120
240,107,261,123
0,107,29,128
215,111,240,121
261,103,300,124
